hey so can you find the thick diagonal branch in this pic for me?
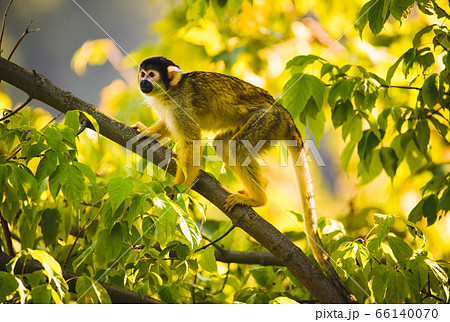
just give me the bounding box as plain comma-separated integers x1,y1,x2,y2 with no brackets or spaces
0,57,355,303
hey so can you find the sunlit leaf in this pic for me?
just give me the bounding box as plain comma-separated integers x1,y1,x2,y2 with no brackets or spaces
76,276,111,304
41,208,61,247
198,247,217,273
107,177,134,212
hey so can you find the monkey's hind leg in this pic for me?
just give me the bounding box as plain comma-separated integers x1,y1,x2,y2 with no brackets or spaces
214,130,269,212
223,162,269,211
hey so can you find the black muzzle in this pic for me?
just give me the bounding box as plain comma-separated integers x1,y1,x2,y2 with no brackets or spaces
140,80,153,94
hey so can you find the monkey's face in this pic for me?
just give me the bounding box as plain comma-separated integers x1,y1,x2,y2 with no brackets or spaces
138,56,183,95
138,68,160,94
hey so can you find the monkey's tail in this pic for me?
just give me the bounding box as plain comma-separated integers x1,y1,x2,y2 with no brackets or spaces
288,140,356,302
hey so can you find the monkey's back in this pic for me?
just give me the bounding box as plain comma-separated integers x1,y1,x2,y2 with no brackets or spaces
173,71,280,131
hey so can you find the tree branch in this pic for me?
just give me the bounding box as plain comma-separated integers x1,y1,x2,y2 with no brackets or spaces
0,250,163,304
214,249,283,266
0,0,14,55
0,56,356,303
0,212,14,256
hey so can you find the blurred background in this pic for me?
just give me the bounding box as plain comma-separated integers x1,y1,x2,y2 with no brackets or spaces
1,0,158,105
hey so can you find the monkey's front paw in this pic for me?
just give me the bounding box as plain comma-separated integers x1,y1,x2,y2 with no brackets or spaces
131,122,154,140
223,193,248,212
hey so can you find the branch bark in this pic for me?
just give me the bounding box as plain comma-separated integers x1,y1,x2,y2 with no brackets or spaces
0,57,356,303
0,250,163,304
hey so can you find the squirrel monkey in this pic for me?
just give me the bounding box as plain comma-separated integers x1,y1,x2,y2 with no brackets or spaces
134,56,342,289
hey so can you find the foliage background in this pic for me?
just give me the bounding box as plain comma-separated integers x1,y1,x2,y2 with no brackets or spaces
0,0,449,303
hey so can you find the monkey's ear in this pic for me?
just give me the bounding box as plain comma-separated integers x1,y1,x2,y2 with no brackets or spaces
167,66,183,86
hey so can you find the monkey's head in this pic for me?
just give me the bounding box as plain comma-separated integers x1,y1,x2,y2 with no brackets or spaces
138,56,183,95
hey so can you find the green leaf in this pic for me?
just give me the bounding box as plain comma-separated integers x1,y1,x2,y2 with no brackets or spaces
342,113,362,142
0,164,12,188
407,251,429,290
41,208,61,247
127,194,148,230
374,214,396,242
73,161,97,187
11,166,39,201
423,194,438,226
405,140,424,174
386,54,404,84
178,213,201,248
64,110,80,133
48,164,63,200
186,0,207,27
387,234,413,262
79,111,100,135
413,24,435,48
390,0,414,22
43,126,64,152
1,182,20,222
356,244,370,267
94,225,124,267
425,258,448,284
0,271,19,302
73,241,97,271
269,296,299,304
35,150,58,182
408,198,425,223
76,276,111,304
372,266,389,302
285,55,326,72
174,243,190,261
429,116,448,139
158,284,178,304
360,110,381,140
249,267,273,289
27,249,63,278
198,247,217,273
341,141,356,172
24,138,48,159
422,74,439,107
328,79,359,107
60,163,86,206
227,0,245,15
31,284,52,303
107,177,134,212
358,130,381,171
282,74,325,125
385,270,409,303
307,107,326,146
379,147,399,180
368,0,391,35
355,0,373,36
439,188,450,212
358,149,383,184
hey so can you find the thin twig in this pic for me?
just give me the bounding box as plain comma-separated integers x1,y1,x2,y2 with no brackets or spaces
195,225,236,253
0,0,14,55
327,81,450,95
7,20,39,60
44,112,64,128
0,212,14,256
380,84,421,91
63,202,104,268
0,96,32,123
77,119,88,136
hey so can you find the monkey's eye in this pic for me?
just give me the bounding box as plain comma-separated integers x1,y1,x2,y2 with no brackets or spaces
149,72,155,77
140,71,145,78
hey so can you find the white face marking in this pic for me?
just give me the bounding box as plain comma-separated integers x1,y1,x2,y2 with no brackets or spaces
139,69,160,83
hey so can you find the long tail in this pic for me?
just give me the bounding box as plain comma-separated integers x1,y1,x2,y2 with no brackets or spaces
288,136,355,301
